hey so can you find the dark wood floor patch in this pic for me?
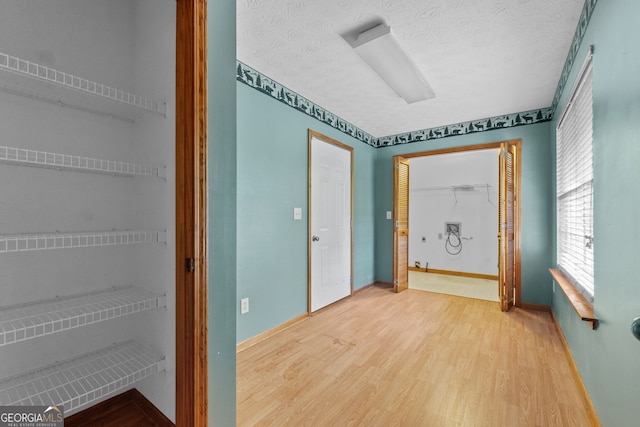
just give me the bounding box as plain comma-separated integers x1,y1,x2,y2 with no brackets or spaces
64,389,173,427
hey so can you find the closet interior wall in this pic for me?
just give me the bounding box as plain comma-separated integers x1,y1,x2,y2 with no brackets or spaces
0,0,176,421
408,149,499,275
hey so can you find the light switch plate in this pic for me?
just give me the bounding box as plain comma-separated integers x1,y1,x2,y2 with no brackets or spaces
294,207,302,220
386,211,392,219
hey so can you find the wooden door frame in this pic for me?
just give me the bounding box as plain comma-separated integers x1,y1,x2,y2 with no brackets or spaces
176,0,208,425
307,129,354,314
393,140,522,307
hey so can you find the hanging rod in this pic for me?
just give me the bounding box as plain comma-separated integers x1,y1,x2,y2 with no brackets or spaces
411,183,492,192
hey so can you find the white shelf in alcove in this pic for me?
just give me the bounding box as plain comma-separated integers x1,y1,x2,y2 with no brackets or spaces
0,145,167,179
0,340,165,414
0,230,167,253
0,52,165,121
0,286,167,347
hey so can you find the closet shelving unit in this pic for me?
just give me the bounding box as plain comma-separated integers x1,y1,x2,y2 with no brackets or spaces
0,145,166,179
0,340,165,412
0,52,166,121
0,230,166,253
0,47,169,415
0,287,167,347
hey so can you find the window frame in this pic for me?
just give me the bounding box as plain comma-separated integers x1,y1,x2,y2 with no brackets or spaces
555,46,595,303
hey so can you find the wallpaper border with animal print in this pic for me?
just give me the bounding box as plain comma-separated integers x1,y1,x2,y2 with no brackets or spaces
237,62,377,146
551,0,598,113
237,62,553,148
375,108,553,147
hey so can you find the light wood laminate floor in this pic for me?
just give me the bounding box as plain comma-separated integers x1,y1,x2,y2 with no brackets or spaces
237,284,594,426
409,271,499,302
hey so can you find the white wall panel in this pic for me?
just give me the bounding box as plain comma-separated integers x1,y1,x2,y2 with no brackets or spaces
409,149,499,275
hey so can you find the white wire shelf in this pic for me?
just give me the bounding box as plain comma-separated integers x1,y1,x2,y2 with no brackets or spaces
0,230,167,253
0,145,166,179
0,52,165,121
0,340,165,414
0,287,167,348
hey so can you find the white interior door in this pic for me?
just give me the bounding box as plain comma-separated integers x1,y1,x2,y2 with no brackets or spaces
310,133,352,312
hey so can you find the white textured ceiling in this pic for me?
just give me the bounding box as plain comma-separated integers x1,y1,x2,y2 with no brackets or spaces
237,0,585,138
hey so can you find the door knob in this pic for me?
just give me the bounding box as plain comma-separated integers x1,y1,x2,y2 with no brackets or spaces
312,236,320,242
632,317,640,341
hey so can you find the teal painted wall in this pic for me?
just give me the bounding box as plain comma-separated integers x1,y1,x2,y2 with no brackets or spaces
236,83,377,342
208,0,236,425
374,123,554,305
551,1,640,425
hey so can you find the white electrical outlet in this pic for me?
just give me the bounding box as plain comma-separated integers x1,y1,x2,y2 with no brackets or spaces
240,298,249,314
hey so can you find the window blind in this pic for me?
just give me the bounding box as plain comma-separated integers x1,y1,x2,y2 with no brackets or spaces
556,51,594,301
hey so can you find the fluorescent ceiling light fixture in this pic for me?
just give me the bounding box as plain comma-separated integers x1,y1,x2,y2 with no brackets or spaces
351,24,434,104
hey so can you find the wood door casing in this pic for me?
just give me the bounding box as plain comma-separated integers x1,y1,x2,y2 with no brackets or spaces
393,140,522,308
393,157,410,293
309,134,352,312
176,0,208,425
308,129,354,314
